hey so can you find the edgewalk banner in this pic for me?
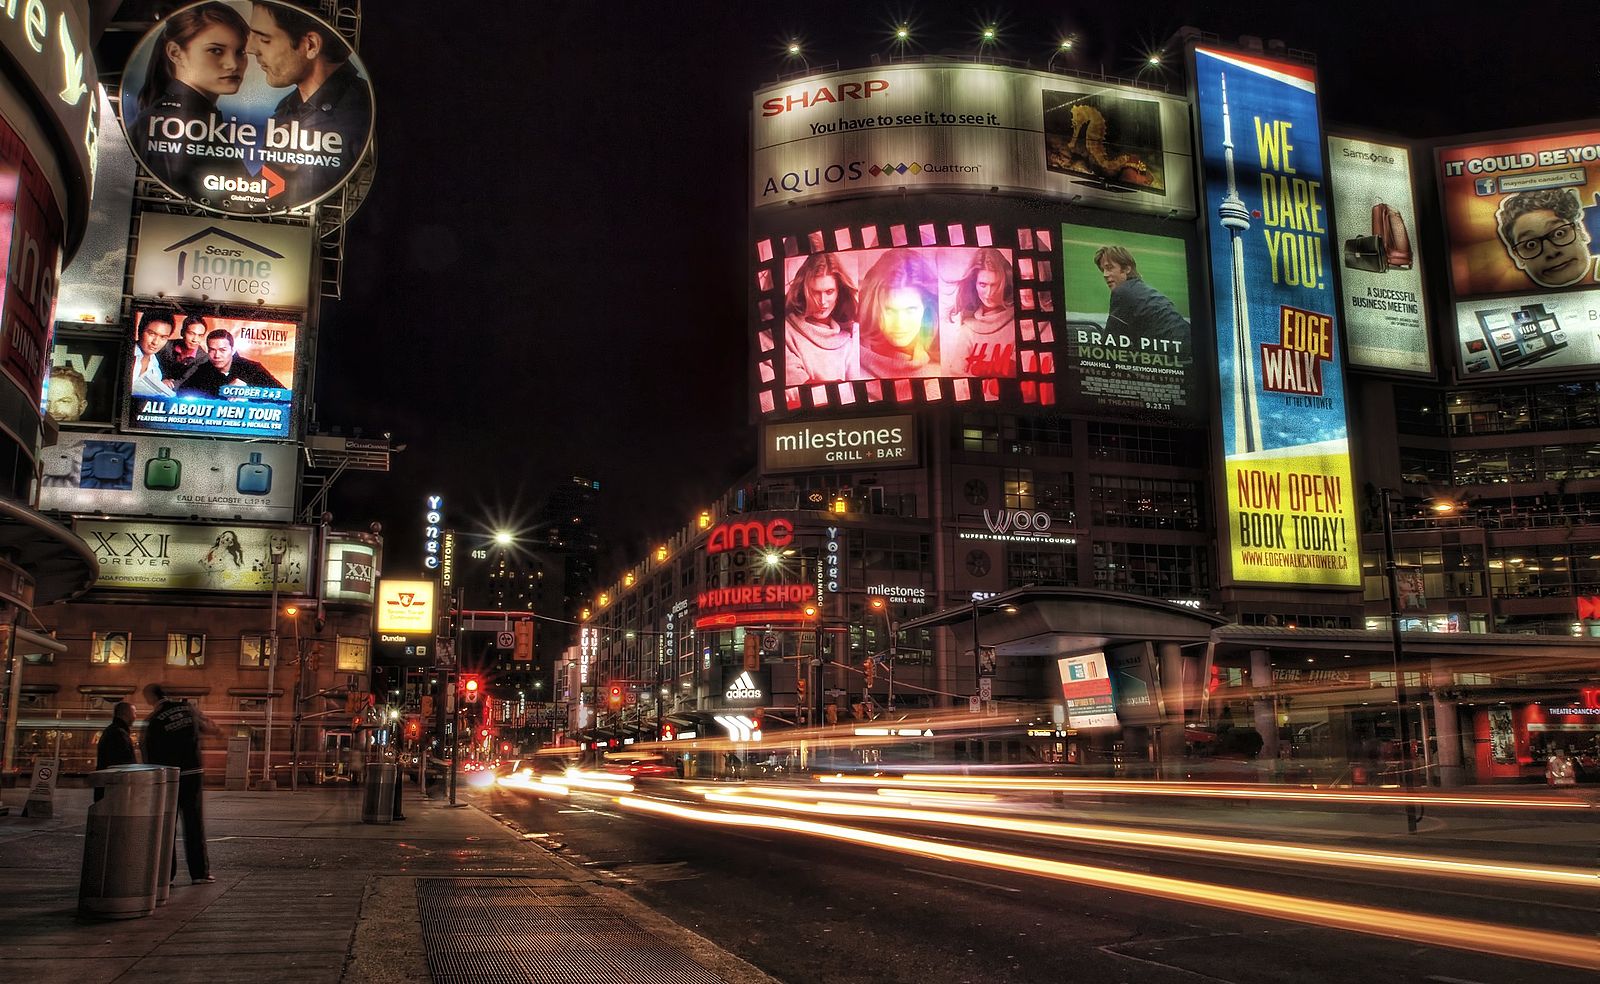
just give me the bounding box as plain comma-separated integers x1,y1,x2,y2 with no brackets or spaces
1192,46,1360,588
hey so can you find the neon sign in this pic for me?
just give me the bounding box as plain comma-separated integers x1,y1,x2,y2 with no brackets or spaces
707,518,794,554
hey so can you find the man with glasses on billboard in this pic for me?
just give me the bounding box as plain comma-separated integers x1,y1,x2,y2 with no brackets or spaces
1495,188,1596,289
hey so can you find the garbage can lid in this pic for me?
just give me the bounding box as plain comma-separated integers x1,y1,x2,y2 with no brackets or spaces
91,763,167,787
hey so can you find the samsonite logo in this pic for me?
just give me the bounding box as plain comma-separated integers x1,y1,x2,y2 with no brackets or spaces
203,166,285,199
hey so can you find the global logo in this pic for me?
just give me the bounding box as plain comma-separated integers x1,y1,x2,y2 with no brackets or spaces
203,166,286,199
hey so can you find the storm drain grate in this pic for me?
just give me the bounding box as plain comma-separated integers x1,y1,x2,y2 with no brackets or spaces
418,878,731,984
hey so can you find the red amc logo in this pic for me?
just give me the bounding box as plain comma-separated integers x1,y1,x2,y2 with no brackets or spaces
707,518,794,555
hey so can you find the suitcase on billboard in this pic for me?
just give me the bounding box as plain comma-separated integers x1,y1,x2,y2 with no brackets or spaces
1343,234,1386,273
1372,202,1413,269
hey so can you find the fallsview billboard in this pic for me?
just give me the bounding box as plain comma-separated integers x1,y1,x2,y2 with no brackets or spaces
118,0,374,215
125,306,299,440
1192,45,1360,589
753,64,1194,218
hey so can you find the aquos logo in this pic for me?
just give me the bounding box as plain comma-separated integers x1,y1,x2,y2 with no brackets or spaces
204,166,285,200
760,161,866,198
984,510,1053,535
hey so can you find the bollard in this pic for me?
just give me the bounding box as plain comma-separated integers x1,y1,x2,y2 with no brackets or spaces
360,763,397,824
154,767,179,905
79,765,166,919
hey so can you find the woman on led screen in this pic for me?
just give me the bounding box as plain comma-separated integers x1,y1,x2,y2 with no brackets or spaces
784,253,859,385
130,4,250,189
943,248,1017,378
857,248,941,378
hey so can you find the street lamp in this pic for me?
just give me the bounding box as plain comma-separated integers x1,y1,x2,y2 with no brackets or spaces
1379,488,1420,834
260,536,289,790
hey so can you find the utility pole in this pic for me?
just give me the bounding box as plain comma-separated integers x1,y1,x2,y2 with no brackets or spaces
1380,488,1421,834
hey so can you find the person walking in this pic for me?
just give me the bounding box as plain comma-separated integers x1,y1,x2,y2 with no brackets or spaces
93,701,138,802
142,684,219,884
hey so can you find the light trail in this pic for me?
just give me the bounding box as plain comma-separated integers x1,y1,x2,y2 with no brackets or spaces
697,788,1597,890
619,795,1600,971
818,773,1595,810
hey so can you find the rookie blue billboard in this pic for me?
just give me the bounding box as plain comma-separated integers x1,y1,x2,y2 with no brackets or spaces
1192,47,1360,588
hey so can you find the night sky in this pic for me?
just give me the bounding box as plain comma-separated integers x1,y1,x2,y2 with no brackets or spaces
316,1,1600,574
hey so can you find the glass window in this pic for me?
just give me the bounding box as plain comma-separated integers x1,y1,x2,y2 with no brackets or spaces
1086,422,1207,467
1005,546,1076,587
90,631,131,665
960,413,1000,453
240,634,272,668
1089,475,1204,530
1003,468,1035,510
1092,542,1211,598
337,637,369,673
166,633,205,667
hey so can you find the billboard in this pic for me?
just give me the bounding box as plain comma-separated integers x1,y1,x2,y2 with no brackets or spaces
125,306,298,439
1061,224,1201,417
323,535,378,603
118,0,375,216
44,333,122,425
39,434,295,521
1436,128,1600,377
1326,134,1433,374
1057,651,1118,729
131,212,313,308
76,518,311,593
376,579,436,636
752,199,1059,417
753,65,1193,217
0,110,66,409
760,415,917,472
57,88,138,326
1193,46,1360,588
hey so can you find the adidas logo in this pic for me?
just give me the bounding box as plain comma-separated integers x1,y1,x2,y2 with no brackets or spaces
725,671,764,701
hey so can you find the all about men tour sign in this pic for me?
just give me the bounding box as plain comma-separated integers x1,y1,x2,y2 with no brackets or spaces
119,0,374,215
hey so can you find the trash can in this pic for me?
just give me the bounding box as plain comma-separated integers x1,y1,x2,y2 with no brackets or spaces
79,765,167,919
154,766,179,905
361,763,397,824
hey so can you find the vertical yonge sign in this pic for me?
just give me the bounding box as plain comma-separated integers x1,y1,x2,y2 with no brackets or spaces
1192,46,1359,587
422,495,443,572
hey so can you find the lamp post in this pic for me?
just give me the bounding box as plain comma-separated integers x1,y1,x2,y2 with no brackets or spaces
868,597,897,712
260,537,288,790
1379,488,1420,834
969,596,1018,710
284,605,303,792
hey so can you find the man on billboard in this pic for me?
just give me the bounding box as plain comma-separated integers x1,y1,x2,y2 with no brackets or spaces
857,248,941,378
784,253,859,385
942,248,1017,378
131,314,178,398
1095,245,1190,363
246,2,373,203
161,315,210,379
45,367,90,423
1495,188,1596,289
176,329,285,397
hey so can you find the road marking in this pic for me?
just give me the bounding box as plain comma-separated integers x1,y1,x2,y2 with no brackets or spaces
906,866,1021,893
1426,977,1491,984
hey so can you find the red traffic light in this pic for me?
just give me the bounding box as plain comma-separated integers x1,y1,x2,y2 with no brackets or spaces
462,676,481,703
607,684,624,709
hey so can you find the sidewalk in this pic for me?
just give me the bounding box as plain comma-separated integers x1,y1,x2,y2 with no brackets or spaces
0,783,778,984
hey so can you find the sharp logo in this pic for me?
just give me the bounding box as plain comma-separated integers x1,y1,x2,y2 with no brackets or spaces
725,671,764,701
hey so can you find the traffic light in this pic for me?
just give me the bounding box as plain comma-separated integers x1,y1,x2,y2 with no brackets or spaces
607,684,623,710
795,674,807,697
661,722,676,741
404,717,421,741
864,657,875,688
479,728,491,742
462,676,481,703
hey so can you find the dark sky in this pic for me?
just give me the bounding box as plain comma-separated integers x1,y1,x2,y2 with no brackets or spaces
316,1,1600,574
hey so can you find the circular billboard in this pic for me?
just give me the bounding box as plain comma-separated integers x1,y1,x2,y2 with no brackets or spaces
118,0,374,215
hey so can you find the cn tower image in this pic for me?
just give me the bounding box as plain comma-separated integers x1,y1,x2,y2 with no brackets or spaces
1216,71,1263,454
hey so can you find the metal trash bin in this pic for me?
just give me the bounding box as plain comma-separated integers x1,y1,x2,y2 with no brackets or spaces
360,763,397,824
79,765,167,919
154,767,179,905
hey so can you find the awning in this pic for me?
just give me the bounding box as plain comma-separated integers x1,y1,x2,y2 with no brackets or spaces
0,498,98,605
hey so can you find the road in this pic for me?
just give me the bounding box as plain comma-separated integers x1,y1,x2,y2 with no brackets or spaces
467,773,1598,984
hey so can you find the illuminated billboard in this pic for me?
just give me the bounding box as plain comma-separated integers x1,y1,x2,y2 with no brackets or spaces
131,213,313,308
125,306,298,440
1060,224,1201,418
760,415,917,472
376,579,436,636
0,111,66,409
76,518,311,593
753,64,1193,217
323,535,378,604
58,89,137,327
1057,651,1118,729
1436,128,1600,377
118,0,374,216
1326,134,1433,374
1192,46,1360,588
44,334,122,425
40,434,296,522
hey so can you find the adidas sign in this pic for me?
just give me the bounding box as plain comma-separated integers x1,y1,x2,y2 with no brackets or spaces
725,671,764,701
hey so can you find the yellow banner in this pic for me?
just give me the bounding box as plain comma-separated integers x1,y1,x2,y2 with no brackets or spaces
1226,448,1360,586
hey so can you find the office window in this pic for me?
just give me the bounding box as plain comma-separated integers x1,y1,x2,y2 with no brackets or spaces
1003,468,1035,510
240,634,272,668
337,637,369,673
1005,546,1076,587
90,631,131,665
1086,422,1206,466
1092,542,1211,598
166,633,205,667
1089,475,1204,530
960,414,1000,453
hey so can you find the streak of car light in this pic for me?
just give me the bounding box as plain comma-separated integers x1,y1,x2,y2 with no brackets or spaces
617,795,1599,970
698,788,1595,889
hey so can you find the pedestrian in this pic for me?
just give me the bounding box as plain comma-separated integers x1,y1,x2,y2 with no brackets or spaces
1545,747,1577,788
142,684,219,884
93,701,137,802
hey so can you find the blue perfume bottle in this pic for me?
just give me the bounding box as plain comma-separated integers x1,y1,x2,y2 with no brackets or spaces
237,451,272,495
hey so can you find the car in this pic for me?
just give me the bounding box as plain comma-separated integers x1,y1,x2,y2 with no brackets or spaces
601,753,676,778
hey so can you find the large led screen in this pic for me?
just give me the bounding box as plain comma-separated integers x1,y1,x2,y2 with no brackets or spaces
118,1,375,216
76,518,311,593
1437,129,1600,377
40,434,296,522
125,306,298,439
44,334,122,425
752,65,1193,218
1061,224,1200,417
1326,134,1433,374
1193,46,1360,588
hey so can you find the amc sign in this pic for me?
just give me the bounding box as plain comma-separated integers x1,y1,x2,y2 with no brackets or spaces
707,518,794,555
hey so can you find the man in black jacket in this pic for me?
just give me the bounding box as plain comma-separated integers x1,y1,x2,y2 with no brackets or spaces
174,329,284,399
1094,245,1191,365
143,684,218,884
93,701,137,802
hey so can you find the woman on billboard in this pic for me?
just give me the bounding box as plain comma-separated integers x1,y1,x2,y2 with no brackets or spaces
130,3,251,189
857,248,942,378
783,253,859,385
942,248,1018,378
